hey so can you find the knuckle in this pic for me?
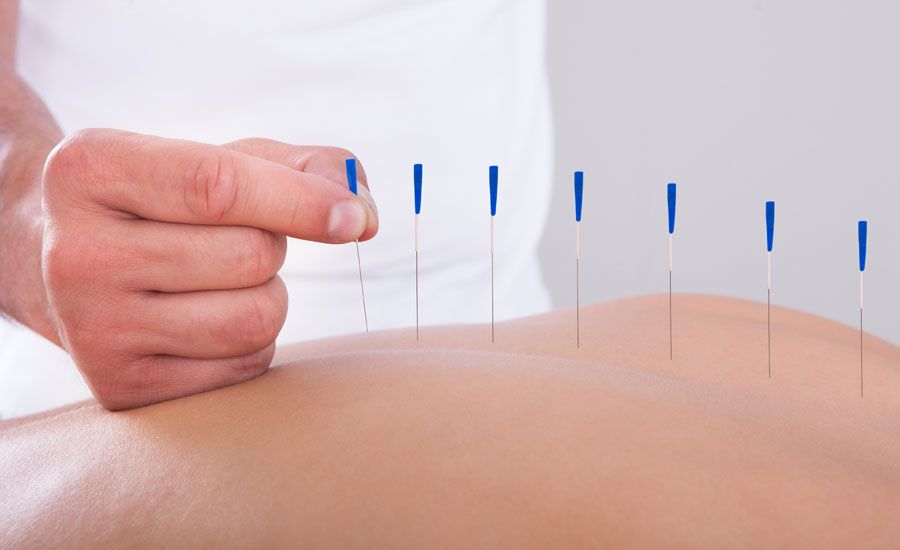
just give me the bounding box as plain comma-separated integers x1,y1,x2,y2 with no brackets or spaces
42,129,101,193
89,366,134,411
44,230,128,292
91,361,156,411
323,147,363,184
232,137,272,149
74,350,141,411
322,146,354,161
43,129,140,206
213,292,282,354
185,149,241,223
223,137,266,156
227,344,275,379
55,290,138,360
235,284,287,351
238,229,283,285
43,233,90,289
246,298,283,348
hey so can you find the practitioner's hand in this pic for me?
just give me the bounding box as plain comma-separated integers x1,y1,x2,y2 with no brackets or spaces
41,129,378,410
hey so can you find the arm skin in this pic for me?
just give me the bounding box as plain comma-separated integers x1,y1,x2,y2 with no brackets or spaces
0,0,65,343
2,295,899,547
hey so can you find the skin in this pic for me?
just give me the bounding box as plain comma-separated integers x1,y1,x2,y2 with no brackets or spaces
0,1,378,409
2,294,898,548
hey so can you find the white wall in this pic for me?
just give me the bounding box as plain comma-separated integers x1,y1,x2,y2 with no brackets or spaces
540,0,899,344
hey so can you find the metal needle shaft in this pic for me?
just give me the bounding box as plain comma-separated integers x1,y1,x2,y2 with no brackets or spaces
491,216,495,343
768,251,772,378
573,171,583,349
413,163,423,342
488,166,498,344
415,214,419,341
765,201,775,379
576,220,581,348
345,158,368,333
860,271,864,398
668,233,673,361
857,220,868,398
355,240,368,333
666,183,676,361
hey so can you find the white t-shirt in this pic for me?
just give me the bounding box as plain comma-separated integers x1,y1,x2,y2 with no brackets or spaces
0,0,553,417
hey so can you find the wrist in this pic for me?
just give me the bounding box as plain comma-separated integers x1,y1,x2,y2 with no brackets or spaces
0,100,63,344
0,141,60,343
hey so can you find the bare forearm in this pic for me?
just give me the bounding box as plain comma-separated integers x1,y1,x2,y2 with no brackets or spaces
0,62,63,343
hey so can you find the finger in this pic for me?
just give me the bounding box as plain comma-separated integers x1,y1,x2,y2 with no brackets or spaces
223,138,378,241
132,276,289,360
113,219,287,292
44,129,377,243
92,343,277,411
223,139,370,189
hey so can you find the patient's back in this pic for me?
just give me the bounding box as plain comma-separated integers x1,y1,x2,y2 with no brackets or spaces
2,295,899,547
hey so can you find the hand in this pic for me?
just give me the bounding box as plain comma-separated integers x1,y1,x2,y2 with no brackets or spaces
41,129,378,410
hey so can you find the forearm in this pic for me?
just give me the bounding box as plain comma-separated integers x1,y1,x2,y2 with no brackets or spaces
0,61,64,343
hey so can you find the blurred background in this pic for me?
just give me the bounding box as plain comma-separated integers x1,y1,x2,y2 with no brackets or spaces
539,0,899,344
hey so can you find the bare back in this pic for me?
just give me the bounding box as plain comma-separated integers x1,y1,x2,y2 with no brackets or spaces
2,295,899,547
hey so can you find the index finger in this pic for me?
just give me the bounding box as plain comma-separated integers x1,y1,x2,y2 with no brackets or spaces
52,129,377,243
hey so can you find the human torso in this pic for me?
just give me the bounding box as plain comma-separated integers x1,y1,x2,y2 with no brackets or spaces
3,295,900,547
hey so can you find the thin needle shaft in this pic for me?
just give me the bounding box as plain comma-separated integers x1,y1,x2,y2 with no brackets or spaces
765,201,776,379
491,216,495,343
860,271,864,398
355,240,368,333
345,158,368,334
666,183,676,361
487,165,499,344
415,214,419,341
576,220,581,348
768,251,772,378
668,233,673,361
573,171,584,349
857,220,867,399
413,163,423,342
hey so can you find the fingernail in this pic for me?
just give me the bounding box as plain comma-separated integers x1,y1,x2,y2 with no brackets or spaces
356,185,379,231
328,199,366,241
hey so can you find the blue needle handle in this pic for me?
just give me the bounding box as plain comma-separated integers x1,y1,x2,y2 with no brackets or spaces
766,201,775,252
489,165,498,216
858,220,868,272
574,171,584,222
345,158,358,195
667,183,677,234
414,163,423,214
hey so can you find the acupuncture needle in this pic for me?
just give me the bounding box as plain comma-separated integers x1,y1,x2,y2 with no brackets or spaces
345,158,369,333
489,165,499,343
573,171,584,348
413,163,423,341
858,220,868,398
765,201,775,378
667,183,677,360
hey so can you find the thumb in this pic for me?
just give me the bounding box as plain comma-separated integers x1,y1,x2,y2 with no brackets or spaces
224,138,378,241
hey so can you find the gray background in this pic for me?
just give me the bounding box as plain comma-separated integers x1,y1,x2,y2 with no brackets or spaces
539,0,899,344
